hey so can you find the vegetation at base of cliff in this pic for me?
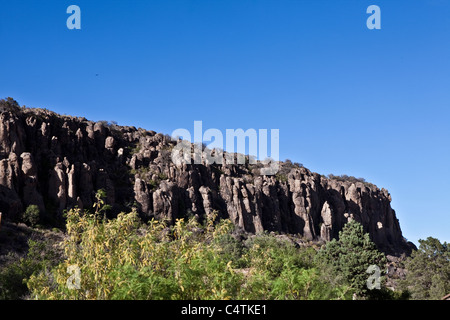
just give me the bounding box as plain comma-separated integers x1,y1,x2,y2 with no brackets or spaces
0,209,395,299
23,208,353,300
399,237,450,300
22,205,41,228
1,195,448,300
0,238,61,299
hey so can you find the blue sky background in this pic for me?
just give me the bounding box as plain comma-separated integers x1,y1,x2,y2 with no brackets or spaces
0,0,449,245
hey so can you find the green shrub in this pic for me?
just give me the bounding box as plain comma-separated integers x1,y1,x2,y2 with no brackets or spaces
213,234,246,268
23,205,40,227
27,210,243,300
0,239,60,299
26,205,353,300
22,204,411,300
270,267,350,300
275,173,288,183
239,234,351,300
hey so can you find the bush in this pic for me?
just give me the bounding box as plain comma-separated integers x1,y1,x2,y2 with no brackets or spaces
26,205,353,300
270,267,349,300
275,160,303,179
244,234,305,277
0,238,60,299
27,209,243,299
0,97,20,112
23,205,40,227
240,234,351,300
212,233,246,268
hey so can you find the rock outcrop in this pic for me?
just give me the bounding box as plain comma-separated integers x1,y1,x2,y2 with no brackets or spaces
0,98,414,255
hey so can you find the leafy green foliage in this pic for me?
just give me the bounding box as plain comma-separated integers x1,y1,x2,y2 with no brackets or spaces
92,189,112,219
27,209,242,299
400,237,450,300
0,97,20,113
2,201,441,300
275,173,288,183
0,239,60,299
243,234,314,278
315,219,387,298
23,205,40,227
26,205,353,300
240,234,351,300
270,267,349,300
212,233,246,268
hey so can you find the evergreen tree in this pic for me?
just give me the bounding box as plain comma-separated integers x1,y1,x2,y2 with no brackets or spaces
400,237,450,300
315,219,387,298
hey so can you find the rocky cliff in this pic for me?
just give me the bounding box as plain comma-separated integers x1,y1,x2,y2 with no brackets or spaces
0,98,413,255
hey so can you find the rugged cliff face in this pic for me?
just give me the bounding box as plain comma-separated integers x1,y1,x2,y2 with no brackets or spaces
0,98,413,255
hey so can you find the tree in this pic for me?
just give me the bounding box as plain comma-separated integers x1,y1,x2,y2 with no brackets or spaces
23,205,40,227
400,237,450,300
315,219,387,298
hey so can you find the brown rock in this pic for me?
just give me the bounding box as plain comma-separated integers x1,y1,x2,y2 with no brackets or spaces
0,100,412,255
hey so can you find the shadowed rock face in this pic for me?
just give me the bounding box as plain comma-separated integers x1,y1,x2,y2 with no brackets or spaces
0,98,414,255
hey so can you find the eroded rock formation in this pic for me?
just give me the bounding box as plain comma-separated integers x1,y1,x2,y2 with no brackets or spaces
0,98,413,255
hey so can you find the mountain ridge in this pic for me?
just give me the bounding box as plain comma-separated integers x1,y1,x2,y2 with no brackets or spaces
0,98,414,256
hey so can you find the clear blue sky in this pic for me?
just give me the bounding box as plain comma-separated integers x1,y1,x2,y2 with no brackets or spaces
1,0,449,245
